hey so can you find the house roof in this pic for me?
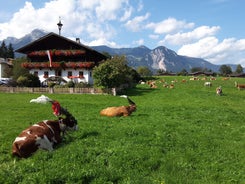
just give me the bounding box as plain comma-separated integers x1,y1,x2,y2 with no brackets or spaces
15,32,107,61
0,58,13,66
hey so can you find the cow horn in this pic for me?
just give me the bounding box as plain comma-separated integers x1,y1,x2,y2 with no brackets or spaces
127,97,135,105
120,95,135,105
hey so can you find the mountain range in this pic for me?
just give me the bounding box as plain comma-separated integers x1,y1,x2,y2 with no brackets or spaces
1,29,237,73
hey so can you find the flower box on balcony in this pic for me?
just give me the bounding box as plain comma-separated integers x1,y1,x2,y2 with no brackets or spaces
27,50,86,58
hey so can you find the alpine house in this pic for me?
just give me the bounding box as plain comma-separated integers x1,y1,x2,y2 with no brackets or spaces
15,32,107,86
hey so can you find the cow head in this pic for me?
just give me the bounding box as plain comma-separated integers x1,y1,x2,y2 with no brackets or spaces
59,108,78,131
128,104,137,113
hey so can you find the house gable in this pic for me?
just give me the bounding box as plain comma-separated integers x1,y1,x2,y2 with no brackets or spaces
15,32,107,62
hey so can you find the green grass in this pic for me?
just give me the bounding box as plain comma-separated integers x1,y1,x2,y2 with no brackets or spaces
0,76,244,183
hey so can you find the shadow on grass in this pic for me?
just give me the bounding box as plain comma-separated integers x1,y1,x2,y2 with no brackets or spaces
55,131,100,150
62,131,100,142
79,131,100,139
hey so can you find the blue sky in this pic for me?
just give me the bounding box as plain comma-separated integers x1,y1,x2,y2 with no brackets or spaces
0,0,245,66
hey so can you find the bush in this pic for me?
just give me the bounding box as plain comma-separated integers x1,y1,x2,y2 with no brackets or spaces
48,82,56,88
67,81,75,88
17,74,40,87
75,82,91,88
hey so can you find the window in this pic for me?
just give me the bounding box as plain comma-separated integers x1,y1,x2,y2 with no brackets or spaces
55,70,62,77
44,71,49,78
67,71,72,78
34,71,38,77
79,71,84,78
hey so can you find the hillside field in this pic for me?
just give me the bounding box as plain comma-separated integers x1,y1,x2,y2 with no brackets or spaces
0,76,244,184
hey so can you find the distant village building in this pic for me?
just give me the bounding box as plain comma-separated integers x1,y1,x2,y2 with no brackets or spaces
15,32,107,86
188,71,215,76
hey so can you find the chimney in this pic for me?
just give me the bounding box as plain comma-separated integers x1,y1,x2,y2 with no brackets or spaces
76,38,80,44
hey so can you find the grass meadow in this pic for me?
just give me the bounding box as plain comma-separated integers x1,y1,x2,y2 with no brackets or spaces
0,76,244,184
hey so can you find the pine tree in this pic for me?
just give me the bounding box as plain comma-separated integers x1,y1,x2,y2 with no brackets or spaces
0,41,8,58
7,43,15,58
0,41,15,58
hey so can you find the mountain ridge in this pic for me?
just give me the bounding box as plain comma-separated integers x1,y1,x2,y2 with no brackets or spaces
92,45,223,72
0,29,237,73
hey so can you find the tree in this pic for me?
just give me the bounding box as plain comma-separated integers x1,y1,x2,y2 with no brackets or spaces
101,52,112,59
235,64,243,74
7,43,15,58
12,57,29,81
0,41,8,58
137,66,152,77
178,69,188,76
0,41,15,58
219,65,232,76
191,67,204,73
93,55,140,88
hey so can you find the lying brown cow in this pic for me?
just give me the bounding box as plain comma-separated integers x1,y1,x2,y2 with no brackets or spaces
100,95,136,117
12,110,78,158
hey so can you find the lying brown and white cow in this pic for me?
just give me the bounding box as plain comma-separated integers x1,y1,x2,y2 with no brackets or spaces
100,95,136,117
12,110,78,158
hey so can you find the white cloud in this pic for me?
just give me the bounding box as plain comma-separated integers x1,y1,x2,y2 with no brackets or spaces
120,6,133,22
149,34,159,40
95,0,126,22
133,38,144,46
124,13,150,32
177,37,245,66
162,25,220,45
137,0,144,12
78,0,100,9
146,17,194,34
87,37,118,48
0,0,127,44
0,0,76,39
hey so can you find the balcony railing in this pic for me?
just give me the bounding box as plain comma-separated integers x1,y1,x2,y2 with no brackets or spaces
27,50,86,57
21,62,95,69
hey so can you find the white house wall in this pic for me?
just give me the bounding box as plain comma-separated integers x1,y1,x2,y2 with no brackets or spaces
0,62,9,78
0,64,2,78
30,69,93,85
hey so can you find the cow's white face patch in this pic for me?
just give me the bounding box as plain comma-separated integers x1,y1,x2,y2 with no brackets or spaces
35,135,53,151
14,136,26,142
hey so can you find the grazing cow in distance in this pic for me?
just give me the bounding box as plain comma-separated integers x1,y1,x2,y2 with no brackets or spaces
204,82,212,87
12,109,78,158
235,81,245,90
100,95,136,117
147,80,158,88
216,86,222,95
